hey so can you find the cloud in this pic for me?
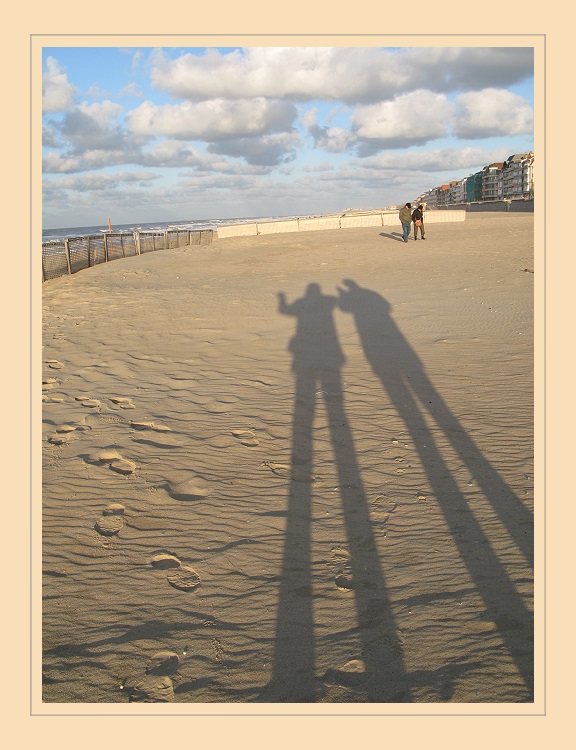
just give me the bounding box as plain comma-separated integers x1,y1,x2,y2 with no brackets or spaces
42,126,61,148
44,170,160,193
43,152,84,173
303,109,356,153
401,47,534,92
43,100,149,172
207,132,300,166
141,140,272,174
42,46,535,225
149,47,533,104
452,88,534,139
305,87,533,156
140,139,209,168
42,57,75,112
302,162,335,173
119,82,144,99
126,97,297,141
351,91,453,153
43,148,143,173
57,101,128,152
357,146,515,173
86,83,110,100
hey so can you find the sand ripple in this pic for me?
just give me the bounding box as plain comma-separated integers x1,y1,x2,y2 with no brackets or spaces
42,215,534,703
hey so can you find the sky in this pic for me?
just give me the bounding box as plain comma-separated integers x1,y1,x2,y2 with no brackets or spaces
41,46,534,229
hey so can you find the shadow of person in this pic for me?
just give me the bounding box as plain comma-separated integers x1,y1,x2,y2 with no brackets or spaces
259,283,412,702
379,232,405,242
338,279,534,698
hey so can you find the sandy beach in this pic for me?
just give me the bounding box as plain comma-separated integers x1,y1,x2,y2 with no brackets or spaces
41,212,534,704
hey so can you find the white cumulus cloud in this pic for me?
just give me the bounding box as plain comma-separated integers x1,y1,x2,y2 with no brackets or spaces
453,88,534,139
42,57,75,113
148,47,533,104
351,91,453,151
126,97,297,141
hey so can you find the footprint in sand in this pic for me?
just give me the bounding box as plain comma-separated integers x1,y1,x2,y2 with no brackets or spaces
46,359,65,370
329,546,355,591
145,650,181,676
87,449,137,476
261,461,322,484
166,567,202,591
149,551,201,591
120,674,175,703
48,433,70,445
94,503,125,537
150,553,181,569
322,659,371,688
43,395,65,403
204,396,239,414
371,495,397,526
48,424,78,444
130,422,182,449
42,377,59,390
109,397,135,409
75,396,101,409
131,421,171,432
120,649,186,702
210,637,225,664
334,572,355,591
165,476,209,501
231,428,259,447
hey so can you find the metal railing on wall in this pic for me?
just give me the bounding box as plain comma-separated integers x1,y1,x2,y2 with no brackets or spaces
42,229,213,282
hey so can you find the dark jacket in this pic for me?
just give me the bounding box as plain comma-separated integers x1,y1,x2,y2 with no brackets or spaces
411,207,423,223
399,206,412,223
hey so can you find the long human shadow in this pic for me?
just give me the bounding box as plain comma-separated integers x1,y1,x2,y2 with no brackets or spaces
379,231,405,243
259,283,411,702
338,280,534,697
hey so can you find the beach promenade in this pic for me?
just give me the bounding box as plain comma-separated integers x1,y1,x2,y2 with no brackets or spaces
41,213,535,704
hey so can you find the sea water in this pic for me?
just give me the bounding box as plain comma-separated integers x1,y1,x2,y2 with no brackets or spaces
42,214,306,244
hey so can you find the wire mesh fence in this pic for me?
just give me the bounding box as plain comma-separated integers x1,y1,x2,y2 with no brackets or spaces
42,229,213,281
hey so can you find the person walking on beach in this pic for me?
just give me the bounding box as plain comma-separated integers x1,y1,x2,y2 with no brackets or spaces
412,204,425,240
398,203,412,243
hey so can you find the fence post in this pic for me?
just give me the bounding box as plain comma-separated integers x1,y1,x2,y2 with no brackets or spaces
135,232,141,255
104,234,109,262
164,230,168,249
64,239,72,275
87,236,92,267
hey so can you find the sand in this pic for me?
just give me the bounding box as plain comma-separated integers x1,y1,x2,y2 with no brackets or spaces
41,213,534,704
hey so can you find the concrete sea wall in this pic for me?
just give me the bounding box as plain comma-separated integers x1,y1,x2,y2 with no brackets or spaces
436,199,534,213
217,210,466,239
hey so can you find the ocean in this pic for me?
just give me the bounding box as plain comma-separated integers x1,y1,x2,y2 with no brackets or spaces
42,214,307,244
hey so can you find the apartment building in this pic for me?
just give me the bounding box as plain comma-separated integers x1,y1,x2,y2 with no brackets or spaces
522,152,534,198
413,152,534,206
448,179,466,204
466,171,483,202
501,152,534,199
481,163,504,201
